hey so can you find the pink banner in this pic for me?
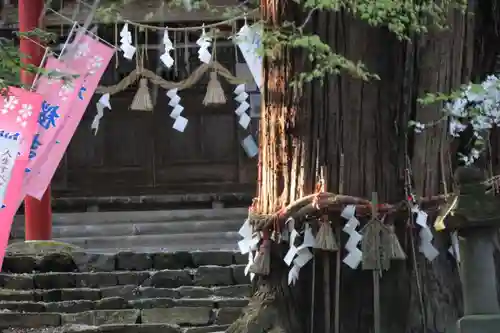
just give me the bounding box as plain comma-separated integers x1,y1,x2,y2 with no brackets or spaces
24,57,83,177
0,87,43,269
24,35,114,199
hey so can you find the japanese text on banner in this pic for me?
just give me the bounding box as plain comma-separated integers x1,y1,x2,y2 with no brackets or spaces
26,57,83,174
0,87,43,270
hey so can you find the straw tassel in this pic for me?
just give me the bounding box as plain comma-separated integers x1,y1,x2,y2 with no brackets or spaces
361,219,391,271
203,71,226,106
249,239,271,275
131,78,153,111
315,218,338,251
387,225,406,260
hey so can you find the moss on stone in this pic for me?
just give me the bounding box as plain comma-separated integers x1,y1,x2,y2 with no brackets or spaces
6,240,82,256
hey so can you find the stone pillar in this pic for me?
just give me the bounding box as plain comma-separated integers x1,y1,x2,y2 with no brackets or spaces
443,167,500,333
459,227,499,315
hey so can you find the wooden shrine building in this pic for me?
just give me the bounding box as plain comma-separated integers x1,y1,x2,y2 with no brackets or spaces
0,0,259,210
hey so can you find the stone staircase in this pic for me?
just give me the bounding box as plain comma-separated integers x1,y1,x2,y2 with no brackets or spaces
11,208,246,253
0,250,250,333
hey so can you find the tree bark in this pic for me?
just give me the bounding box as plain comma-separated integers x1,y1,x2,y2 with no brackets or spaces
228,2,476,333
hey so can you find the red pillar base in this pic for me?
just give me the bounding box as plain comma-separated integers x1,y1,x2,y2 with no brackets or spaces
24,188,52,241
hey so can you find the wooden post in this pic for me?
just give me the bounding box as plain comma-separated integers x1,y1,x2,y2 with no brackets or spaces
370,192,380,333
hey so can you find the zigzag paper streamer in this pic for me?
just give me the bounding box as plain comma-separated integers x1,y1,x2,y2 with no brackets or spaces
413,206,439,261
160,29,175,68
233,84,250,129
196,28,212,64
341,205,363,269
166,88,188,132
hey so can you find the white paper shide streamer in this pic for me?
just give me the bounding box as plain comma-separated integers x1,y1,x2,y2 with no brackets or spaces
234,23,263,91
197,28,212,64
237,218,259,281
341,205,363,269
413,206,439,261
160,29,175,68
234,84,251,129
166,88,187,132
119,23,136,60
91,93,111,135
448,231,460,263
283,219,315,286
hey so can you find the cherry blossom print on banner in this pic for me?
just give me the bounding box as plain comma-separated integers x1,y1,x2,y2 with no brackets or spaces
0,87,43,269
24,56,84,177
24,35,114,200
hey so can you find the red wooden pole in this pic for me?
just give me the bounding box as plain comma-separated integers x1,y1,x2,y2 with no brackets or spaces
19,0,52,240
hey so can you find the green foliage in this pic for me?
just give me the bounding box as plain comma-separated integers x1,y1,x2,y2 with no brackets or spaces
0,0,468,90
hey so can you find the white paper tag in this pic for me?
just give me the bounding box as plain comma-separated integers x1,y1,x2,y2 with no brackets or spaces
169,94,181,107
173,116,188,132
238,239,251,254
284,246,298,266
285,217,295,231
419,227,433,243
241,135,258,158
244,252,253,276
235,92,249,103
238,219,252,239
160,53,174,68
341,205,356,219
299,224,316,249
98,93,112,109
120,24,130,37
121,44,136,60
419,242,439,261
169,104,184,119
290,229,298,245
198,49,212,64
234,84,246,95
166,88,178,99
288,264,300,285
235,101,250,116
343,216,360,233
249,236,260,251
293,248,313,267
239,112,251,129
449,232,460,263
416,211,428,227
345,231,362,252
343,248,362,269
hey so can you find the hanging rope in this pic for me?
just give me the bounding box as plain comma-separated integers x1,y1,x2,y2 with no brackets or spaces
95,60,245,96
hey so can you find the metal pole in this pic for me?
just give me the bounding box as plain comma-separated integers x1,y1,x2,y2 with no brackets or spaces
19,0,52,241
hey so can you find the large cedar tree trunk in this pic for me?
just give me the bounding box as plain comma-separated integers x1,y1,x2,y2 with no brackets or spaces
227,1,479,333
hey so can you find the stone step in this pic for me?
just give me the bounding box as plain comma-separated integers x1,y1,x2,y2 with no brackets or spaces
54,232,241,250
0,307,241,327
0,307,241,329
0,285,252,302
1,323,229,333
13,208,248,227
0,296,249,313
0,265,249,289
2,251,247,273
11,219,244,239
80,243,239,254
